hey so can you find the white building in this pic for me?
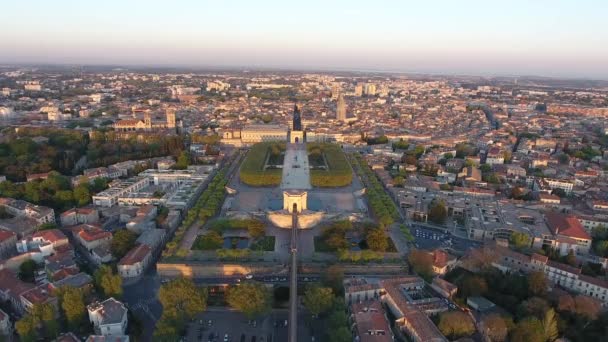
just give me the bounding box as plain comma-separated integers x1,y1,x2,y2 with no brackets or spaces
117,244,152,279
92,178,150,207
88,298,128,336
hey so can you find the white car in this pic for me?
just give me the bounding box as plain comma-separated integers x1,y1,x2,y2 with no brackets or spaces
245,274,253,280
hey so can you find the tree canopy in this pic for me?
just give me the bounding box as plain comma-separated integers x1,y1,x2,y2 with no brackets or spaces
94,265,123,299
226,282,271,319
437,311,475,339
303,285,334,316
111,229,138,259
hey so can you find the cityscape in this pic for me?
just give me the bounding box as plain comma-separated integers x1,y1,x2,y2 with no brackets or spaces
1,1,608,342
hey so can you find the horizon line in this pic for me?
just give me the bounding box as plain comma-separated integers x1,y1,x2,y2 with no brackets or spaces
1,61,608,83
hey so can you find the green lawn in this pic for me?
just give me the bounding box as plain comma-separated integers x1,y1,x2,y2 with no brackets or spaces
307,143,353,187
240,142,284,186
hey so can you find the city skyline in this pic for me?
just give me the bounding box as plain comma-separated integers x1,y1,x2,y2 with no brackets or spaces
2,0,608,79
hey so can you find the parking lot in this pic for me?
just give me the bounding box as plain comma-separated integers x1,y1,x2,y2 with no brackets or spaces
412,226,481,252
186,309,297,342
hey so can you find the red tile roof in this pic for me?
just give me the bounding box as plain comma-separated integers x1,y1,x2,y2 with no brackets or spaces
21,285,54,305
0,230,16,242
0,269,34,299
33,229,67,243
545,212,591,240
72,224,111,242
118,244,151,266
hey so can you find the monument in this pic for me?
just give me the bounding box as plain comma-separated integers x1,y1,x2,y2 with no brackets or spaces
268,104,325,227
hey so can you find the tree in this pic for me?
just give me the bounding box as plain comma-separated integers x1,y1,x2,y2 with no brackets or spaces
528,271,547,296
594,240,608,257
94,265,123,299
327,308,348,329
393,175,405,187
92,177,108,192
110,229,138,259
428,199,447,224
159,278,208,322
248,220,266,239
564,249,577,266
365,228,388,252
60,286,86,330
30,302,59,339
322,265,344,296
510,231,530,250
153,316,179,341
303,285,334,316
73,184,91,206
437,311,475,339
510,317,544,342
328,327,351,342
195,231,224,250
16,315,36,342
226,282,271,319
174,151,190,169
482,314,508,342
459,275,488,299
408,249,434,280
399,224,415,242
542,308,559,342
19,259,37,282
518,297,549,320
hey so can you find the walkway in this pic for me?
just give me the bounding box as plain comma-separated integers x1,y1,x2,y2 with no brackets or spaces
281,143,312,190
289,209,299,342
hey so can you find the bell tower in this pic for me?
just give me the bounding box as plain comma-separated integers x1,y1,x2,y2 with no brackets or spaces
144,111,152,130
166,108,176,129
289,103,305,144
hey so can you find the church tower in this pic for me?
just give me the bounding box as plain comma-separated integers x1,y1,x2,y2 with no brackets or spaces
166,108,176,129
289,103,305,144
144,111,152,130
292,103,302,131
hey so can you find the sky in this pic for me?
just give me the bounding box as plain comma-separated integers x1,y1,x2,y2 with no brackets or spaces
1,0,608,79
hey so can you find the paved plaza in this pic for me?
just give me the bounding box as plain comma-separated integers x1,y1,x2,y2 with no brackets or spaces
281,143,312,190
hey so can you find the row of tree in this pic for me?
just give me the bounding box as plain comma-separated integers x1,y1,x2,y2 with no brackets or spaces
350,154,400,227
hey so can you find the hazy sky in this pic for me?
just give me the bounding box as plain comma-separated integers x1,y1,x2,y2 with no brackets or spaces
1,0,608,79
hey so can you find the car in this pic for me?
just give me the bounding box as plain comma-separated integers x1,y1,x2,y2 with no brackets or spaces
251,336,256,342
252,320,257,327
200,319,204,325
208,320,213,326
283,320,288,327
240,334,246,342
224,333,230,342
245,274,253,280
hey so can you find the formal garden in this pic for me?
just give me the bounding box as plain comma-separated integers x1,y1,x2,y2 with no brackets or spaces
239,142,353,187
314,220,398,262
192,218,275,253
239,142,285,186
307,143,353,187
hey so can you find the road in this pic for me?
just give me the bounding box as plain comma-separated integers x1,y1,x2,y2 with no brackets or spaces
123,269,163,342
